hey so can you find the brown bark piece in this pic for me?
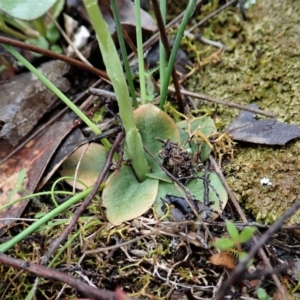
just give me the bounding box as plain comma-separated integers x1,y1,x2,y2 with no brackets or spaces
0,60,70,146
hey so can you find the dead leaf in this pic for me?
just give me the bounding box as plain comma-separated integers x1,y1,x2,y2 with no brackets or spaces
0,113,75,230
100,0,157,35
0,60,70,146
226,104,300,145
37,128,88,190
146,40,193,77
0,140,14,161
180,231,206,248
209,252,236,269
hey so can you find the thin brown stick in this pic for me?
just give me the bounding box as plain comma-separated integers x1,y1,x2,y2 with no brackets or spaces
209,156,246,220
0,36,109,79
89,87,137,102
168,86,276,118
47,12,92,66
243,264,292,280
40,132,123,265
205,220,300,230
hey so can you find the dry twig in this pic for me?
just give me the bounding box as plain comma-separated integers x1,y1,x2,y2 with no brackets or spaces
0,251,142,300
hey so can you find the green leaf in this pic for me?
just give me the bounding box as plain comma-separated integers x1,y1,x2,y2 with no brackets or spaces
26,36,49,55
50,0,64,19
17,169,27,187
134,103,181,173
60,143,108,190
239,227,256,243
226,221,240,241
0,0,57,21
146,171,172,183
153,181,187,218
257,288,271,300
238,251,254,267
154,172,227,221
124,128,150,182
50,44,63,54
102,164,159,224
186,172,228,220
46,23,60,44
177,116,216,162
214,238,235,251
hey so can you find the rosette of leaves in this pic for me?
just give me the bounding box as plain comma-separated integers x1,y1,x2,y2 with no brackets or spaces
63,104,228,224
56,0,227,224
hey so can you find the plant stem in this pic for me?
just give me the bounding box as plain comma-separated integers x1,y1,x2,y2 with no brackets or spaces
0,191,74,212
0,188,91,253
83,0,149,181
48,230,82,267
134,0,147,104
159,0,197,110
3,17,39,39
84,0,136,132
159,0,166,96
152,0,184,111
0,15,28,41
110,0,138,108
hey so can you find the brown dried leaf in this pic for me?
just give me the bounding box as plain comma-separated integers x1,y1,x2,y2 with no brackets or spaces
226,104,300,145
37,128,88,189
100,0,157,35
0,114,75,230
209,252,236,270
146,41,193,77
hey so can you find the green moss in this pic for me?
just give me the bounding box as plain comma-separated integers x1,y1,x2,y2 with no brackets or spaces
185,0,300,223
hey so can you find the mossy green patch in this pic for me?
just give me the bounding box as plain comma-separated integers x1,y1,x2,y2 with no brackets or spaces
184,0,300,223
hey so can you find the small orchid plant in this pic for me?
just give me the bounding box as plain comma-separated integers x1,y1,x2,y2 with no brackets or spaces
0,0,227,225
